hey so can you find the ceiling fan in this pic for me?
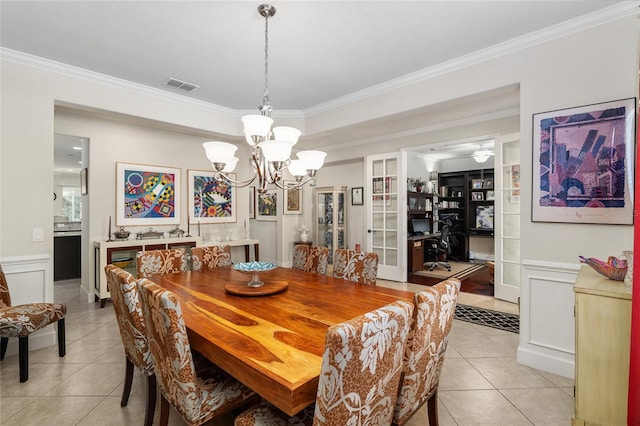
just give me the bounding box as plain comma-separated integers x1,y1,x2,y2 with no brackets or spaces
470,142,495,163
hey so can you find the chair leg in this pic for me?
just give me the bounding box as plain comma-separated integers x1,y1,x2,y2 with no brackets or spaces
57,318,66,357
144,374,157,426
1,337,8,360
159,394,170,426
121,357,134,407
427,389,438,426
18,336,28,382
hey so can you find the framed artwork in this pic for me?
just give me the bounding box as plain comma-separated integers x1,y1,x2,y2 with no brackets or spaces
471,191,484,201
351,187,364,205
486,190,495,201
116,162,180,226
483,178,493,189
283,183,302,215
257,189,277,221
188,169,236,224
80,168,88,195
532,97,636,224
373,177,384,194
471,179,483,189
248,187,256,219
475,205,494,230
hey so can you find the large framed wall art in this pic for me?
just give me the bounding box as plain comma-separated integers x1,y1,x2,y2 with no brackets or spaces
188,169,237,224
532,97,636,224
116,162,181,226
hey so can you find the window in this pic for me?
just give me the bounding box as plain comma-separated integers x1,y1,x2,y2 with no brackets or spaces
62,186,82,222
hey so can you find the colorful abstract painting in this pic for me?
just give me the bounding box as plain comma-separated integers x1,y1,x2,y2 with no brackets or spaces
257,190,277,221
532,98,635,224
188,170,236,224
116,163,181,226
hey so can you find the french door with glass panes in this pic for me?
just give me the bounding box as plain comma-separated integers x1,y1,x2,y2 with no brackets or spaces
366,152,406,281
495,133,521,303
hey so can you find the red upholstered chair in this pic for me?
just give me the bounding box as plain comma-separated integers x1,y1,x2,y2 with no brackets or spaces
190,245,232,271
292,245,329,275
234,300,414,425
0,263,66,382
332,249,379,285
136,278,257,426
393,278,461,426
105,265,156,426
136,248,188,278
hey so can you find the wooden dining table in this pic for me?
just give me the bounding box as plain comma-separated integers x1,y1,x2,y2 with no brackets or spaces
149,265,415,416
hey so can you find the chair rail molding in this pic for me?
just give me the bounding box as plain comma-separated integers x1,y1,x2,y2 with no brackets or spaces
0,254,57,356
518,259,581,379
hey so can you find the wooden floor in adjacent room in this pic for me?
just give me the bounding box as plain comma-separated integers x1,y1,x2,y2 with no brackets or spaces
408,264,494,297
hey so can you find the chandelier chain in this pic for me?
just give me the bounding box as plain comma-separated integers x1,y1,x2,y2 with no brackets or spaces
263,11,270,112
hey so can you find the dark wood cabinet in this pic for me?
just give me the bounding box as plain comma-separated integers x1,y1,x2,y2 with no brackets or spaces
436,169,494,259
54,235,81,280
407,191,436,233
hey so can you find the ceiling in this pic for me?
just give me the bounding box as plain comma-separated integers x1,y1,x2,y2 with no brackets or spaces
1,1,629,173
1,1,624,111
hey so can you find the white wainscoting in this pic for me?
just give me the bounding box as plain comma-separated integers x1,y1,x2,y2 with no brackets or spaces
518,259,581,379
0,255,57,356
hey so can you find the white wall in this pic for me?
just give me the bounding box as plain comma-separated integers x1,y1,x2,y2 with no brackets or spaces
54,110,257,294
1,12,638,374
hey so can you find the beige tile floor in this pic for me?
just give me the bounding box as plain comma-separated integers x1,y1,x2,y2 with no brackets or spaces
0,278,573,425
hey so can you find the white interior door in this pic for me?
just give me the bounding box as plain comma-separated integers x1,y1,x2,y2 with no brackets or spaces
366,152,406,282
495,133,521,303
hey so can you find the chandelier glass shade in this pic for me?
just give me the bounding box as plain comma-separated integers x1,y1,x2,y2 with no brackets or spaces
203,4,326,192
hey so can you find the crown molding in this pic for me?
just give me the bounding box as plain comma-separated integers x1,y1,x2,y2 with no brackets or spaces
2,1,637,121
318,107,519,152
304,2,640,116
0,47,239,118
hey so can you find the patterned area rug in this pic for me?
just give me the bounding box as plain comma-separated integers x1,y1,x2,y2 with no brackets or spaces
415,261,486,280
455,304,519,333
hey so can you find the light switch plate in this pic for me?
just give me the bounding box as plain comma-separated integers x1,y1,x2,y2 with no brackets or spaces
32,228,44,242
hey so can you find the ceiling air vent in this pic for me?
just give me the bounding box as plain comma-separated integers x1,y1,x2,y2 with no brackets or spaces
163,77,199,92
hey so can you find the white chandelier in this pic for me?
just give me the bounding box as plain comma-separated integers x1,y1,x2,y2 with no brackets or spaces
203,4,326,193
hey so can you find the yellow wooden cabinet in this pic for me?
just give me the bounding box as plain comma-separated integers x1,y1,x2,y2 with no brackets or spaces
573,266,631,426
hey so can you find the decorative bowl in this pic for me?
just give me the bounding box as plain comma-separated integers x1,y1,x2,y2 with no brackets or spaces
579,255,628,281
234,261,277,272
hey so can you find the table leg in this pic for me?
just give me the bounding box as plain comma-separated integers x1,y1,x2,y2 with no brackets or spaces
244,245,250,262
254,244,259,261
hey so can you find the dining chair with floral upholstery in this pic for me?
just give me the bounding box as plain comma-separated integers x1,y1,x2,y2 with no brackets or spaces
190,245,232,272
105,264,156,426
292,245,329,275
393,278,461,426
332,249,379,285
136,278,257,426
136,248,188,278
234,299,414,426
0,263,67,382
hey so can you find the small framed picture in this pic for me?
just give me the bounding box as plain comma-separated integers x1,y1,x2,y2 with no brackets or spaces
471,191,484,201
486,190,495,201
257,189,277,221
471,179,483,189
351,187,363,205
80,167,88,195
483,178,494,189
283,182,302,215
